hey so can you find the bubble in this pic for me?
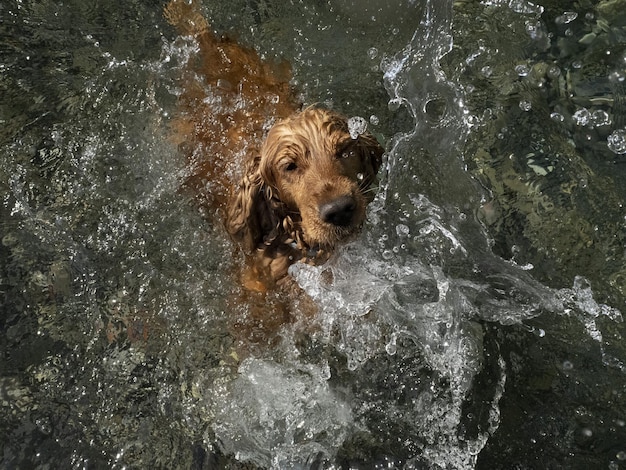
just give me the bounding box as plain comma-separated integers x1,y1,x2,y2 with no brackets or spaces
572,108,592,126
591,109,611,127
481,66,493,78
547,65,561,78
382,249,394,260
525,21,544,40
424,97,447,122
396,224,410,237
369,114,379,125
367,47,378,60
607,129,626,154
347,116,367,139
616,451,626,461
562,360,574,370
519,100,532,111
515,64,530,77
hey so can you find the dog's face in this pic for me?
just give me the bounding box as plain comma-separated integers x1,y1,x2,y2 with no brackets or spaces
227,107,383,255
260,108,383,248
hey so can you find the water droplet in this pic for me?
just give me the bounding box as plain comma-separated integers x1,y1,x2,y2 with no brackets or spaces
382,249,393,260
562,360,574,370
573,108,592,126
592,109,611,127
616,451,626,461
367,47,378,60
607,129,626,154
369,114,379,125
515,64,530,77
347,116,367,139
519,100,532,111
547,65,561,78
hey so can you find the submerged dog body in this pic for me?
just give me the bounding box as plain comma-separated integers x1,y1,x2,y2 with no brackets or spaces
165,0,383,294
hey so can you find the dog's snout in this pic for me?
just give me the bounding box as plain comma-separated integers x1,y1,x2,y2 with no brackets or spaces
319,195,356,227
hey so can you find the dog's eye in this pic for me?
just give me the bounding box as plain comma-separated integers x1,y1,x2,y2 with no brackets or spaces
339,148,356,159
283,161,298,172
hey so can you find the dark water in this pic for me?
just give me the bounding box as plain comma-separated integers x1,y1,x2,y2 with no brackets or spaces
1,0,625,468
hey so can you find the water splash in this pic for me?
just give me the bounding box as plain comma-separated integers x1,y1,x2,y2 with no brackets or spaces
213,359,353,468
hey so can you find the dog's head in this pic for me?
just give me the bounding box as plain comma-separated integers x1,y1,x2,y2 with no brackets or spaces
227,107,384,256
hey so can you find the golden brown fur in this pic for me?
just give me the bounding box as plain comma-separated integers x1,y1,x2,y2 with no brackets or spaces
164,1,383,303
227,108,383,290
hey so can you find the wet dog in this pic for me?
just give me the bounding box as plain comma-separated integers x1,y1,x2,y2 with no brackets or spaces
164,0,383,339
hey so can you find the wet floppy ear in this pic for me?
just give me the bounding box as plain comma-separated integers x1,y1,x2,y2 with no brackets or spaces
226,158,279,252
358,133,384,189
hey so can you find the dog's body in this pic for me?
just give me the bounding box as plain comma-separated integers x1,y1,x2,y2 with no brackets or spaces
165,1,383,313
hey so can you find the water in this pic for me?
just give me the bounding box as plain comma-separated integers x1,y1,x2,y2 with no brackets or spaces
1,0,625,468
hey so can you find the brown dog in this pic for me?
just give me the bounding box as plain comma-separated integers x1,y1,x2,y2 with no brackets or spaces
164,1,383,300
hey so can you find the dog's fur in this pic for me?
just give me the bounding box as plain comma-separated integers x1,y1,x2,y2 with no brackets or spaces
164,0,383,299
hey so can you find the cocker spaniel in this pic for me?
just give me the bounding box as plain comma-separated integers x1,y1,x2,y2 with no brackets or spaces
226,107,383,292
165,0,384,296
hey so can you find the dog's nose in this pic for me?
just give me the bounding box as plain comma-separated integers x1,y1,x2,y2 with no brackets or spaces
319,195,356,226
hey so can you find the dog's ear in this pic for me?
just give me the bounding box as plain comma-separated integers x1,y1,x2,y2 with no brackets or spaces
226,157,280,252
357,133,384,193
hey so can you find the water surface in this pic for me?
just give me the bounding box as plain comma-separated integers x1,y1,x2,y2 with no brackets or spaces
1,0,625,468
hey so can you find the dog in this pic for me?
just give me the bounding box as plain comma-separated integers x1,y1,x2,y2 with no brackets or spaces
226,107,384,292
164,0,384,339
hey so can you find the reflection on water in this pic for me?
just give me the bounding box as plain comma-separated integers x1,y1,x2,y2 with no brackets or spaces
1,0,625,468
